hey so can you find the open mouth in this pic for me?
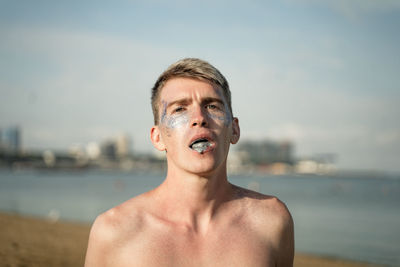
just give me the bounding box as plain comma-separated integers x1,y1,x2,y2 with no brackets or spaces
189,138,213,154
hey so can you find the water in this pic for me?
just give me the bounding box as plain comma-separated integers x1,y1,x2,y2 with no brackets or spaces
0,169,399,266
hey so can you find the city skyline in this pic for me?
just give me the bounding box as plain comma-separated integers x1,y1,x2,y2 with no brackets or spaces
1,1,399,172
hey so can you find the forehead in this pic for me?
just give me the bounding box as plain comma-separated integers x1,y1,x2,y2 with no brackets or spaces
159,77,225,103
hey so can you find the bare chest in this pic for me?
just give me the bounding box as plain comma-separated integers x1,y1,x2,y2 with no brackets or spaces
112,225,275,267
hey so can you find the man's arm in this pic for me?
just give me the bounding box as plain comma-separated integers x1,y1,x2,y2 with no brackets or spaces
275,202,294,267
84,214,115,267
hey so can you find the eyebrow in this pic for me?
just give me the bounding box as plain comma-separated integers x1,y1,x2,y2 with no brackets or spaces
166,97,225,110
202,97,225,106
166,98,191,110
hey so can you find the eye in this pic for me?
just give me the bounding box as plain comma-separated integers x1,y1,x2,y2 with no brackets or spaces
173,106,185,113
206,104,220,110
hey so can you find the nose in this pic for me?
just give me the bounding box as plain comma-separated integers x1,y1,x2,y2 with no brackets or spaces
191,106,208,127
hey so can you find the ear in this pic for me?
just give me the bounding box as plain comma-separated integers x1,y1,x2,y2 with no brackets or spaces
230,117,240,144
150,126,166,151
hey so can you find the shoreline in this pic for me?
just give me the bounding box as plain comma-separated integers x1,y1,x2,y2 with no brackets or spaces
0,212,381,267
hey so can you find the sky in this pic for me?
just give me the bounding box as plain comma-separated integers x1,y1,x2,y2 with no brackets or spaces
1,0,399,172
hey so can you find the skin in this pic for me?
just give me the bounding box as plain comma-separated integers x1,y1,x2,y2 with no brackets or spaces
85,77,294,267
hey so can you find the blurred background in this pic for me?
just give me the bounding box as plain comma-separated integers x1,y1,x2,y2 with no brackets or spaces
1,0,399,266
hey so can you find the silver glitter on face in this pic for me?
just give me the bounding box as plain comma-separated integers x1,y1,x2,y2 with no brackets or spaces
161,101,189,129
191,141,212,153
166,113,189,129
160,88,232,131
208,88,232,126
207,112,231,126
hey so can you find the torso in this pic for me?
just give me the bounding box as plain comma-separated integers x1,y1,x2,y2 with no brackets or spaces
87,185,290,267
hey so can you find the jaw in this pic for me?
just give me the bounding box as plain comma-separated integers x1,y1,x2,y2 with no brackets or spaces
166,156,228,180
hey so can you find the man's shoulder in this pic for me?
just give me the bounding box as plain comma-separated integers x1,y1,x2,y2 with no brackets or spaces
89,193,151,242
231,185,294,262
231,185,293,231
232,185,290,212
85,192,156,265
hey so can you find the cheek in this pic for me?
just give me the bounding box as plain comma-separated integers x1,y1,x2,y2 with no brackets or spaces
164,113,189,129
212,88,233,126
207,109,232,126
207,113,228,124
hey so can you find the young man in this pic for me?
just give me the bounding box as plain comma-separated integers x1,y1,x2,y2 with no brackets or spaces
85,58,294,267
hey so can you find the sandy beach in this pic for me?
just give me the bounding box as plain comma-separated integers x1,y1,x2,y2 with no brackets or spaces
0,212,380,267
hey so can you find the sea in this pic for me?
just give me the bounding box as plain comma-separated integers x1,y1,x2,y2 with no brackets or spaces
0,169,399,266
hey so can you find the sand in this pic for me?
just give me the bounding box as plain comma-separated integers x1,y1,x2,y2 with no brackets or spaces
0,212,381,267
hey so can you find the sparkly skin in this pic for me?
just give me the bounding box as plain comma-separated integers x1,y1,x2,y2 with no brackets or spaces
160,100,190,137
209,88,232,126
161,101,190,129
160,97,232,130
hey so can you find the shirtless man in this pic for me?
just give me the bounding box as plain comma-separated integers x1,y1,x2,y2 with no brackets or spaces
85,58,294,267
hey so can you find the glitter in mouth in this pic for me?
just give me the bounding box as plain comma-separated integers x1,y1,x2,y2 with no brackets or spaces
190,139,212,153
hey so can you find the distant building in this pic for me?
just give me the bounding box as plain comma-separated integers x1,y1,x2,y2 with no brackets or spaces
100,134,131,160
115,134,130,158
236,139,294,165
101,140,117,160
86,142,101,160
295,154,337,174
0,126,21,153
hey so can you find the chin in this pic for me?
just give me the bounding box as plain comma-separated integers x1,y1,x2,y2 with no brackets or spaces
184,157,226,176
167,148,228,176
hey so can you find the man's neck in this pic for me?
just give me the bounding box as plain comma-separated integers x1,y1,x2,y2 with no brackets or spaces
153,164,233,234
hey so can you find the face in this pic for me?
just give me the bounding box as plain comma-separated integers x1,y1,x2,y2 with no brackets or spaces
151,78,240,176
